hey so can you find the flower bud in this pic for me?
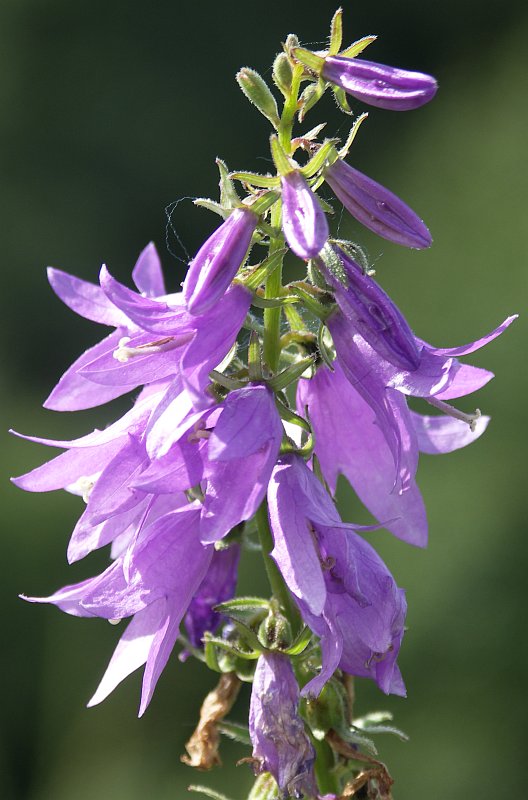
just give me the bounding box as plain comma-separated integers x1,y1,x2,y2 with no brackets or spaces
324,159,431,249
322,56,437,111
183,207,258,315
237,68,280,128
281,171,329,259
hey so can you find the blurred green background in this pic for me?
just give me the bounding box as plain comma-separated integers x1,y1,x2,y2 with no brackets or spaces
2,1,527,798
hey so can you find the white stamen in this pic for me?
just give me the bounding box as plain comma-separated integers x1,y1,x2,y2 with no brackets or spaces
113,335,176,362
426,396,482,431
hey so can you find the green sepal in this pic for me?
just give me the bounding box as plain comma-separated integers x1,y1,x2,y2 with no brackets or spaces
238,248,286,292
204,638,223,672
340,34,377,58
272,52,293,97
302,679,349,741
251,293,298,310
217,719,251,746
248,331,262,381
317,323,336,370
267,355,315,392
215,597,271,626
284,624,312,656
316,241,349,287
230,171,280,189
338,112,369,159
247,190,280,216
298,79,326,123
209,370,247,391
274,395,311,433
354,711,409,742
339,726,378,756
292,47,325,74
193,198,230,220
188,786,233,800
248,773,280,800
203,633,261,661
217,158,240,208
328,8,343,55
290,285,334,321
269,135,292,176
333,85,352,115
236,68,281,129
300,139,339,179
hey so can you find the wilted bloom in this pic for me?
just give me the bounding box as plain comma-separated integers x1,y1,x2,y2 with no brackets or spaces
322,56,437,111
183,207,258,315
268,456,407,696
281,170,329,259
324,159,431,248
249,652,316,799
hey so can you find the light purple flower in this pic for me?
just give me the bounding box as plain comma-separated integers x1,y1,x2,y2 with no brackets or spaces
324,159,431,248
23,504,213,716
318,245,421,370
322,56,438,111
249,652,316,799
183,207,258,315
268,456,407,697
200,384,284,544
281,171,329,259
298,361,491,547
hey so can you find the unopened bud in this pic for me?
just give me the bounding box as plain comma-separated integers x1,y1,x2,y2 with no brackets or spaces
237,68,280,128
272,52,293,97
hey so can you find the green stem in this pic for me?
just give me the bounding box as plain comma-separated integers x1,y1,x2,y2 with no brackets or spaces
263,200,284,373
254,501,300,632
313,739,340,796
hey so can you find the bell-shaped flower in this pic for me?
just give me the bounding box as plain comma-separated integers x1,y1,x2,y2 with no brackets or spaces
298,361,491,547
200,384,284,544
249,652,316,799
23,504,214,715
267,456,407,697
183,207,258,315
281,171,329,259
322,56,437,111
323,159,432,249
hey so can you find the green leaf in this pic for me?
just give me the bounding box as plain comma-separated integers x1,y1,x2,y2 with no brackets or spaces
216,158,240,208
217,720,251,746
338,112,369,159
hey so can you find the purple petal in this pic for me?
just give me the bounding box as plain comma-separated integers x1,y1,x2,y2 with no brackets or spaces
47,267,129,327
44,330,134,410
185,544,240,647
208,386,282,461
281,171,329,259
298,364,426,546
322,56,437,111
425,315,517,357
411,411,490,454
83,435,149,524
132,242,166,298
133,436,207,494
100,265,194,335
267,459,326,616
433,363,494,400
324,159,431,249
183,207,258,315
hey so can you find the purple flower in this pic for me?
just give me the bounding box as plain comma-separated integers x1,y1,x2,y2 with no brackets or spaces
324,159,432,248
184,544,240,649
249,652,316,799
23,504,214,716
45,246,251,413
183,207,258,315
322,56,438,111
318,245,421,370
267,456,407,697
281,171,329,259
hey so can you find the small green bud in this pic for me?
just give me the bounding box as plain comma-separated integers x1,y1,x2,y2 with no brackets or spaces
236,68,280,128
302,678,349,740
272,52,293,97
257,609,292,650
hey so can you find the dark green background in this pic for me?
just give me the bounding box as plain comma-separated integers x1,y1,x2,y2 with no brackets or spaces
2,1,527,798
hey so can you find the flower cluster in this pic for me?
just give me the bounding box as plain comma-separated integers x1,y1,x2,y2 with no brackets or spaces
14,9,514,799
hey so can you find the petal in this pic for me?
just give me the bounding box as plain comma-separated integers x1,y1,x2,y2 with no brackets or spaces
433,363,494,400
132,242,166,298
411,411,490,454
208,385,282,461
47,267,130,327
425,315,517,357
281,171,329,259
